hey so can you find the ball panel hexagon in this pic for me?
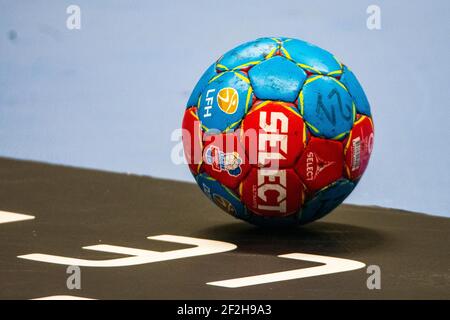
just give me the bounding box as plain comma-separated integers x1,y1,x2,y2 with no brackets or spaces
281,39,342,76
198,71,252,132
295,137,344,194
300,75,355,139
248,56,307,102
240,168,305,217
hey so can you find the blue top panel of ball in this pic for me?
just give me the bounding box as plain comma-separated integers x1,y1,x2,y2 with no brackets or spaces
216,38,278,71
197,71,252,132
300,75,355,139
248,56,306,102
340,66,371,116
281,39,342,76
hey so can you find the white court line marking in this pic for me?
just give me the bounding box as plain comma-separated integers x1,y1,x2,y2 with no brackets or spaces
207,253,366,288
32,295,94,300
0,210,35,224
18,235,237,267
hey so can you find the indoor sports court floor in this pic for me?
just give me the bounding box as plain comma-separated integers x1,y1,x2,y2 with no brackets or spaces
0,157,448,299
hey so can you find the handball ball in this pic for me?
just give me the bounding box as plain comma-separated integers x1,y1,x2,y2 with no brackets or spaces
182,37,373,226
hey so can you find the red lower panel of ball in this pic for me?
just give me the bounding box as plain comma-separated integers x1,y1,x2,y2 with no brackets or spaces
182,107,203,175
295,137,344,194
240,168,305,217
344,115,374,180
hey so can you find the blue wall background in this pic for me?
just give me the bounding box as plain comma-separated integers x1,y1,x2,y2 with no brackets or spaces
0,0,449,217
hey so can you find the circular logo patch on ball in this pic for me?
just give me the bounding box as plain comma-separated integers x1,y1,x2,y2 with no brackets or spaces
217,87,239,114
